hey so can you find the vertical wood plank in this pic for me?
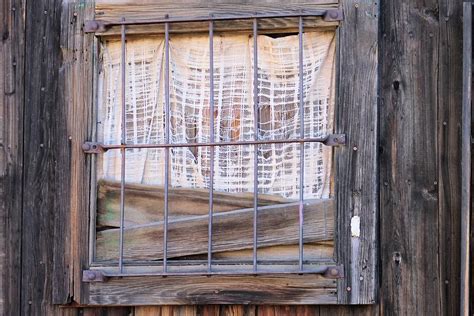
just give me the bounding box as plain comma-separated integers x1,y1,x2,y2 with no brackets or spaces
134,306,197,316
0,0,466,314
336,0,379,304
135,306,163,316
220,306,244,316
438,0,463,315
379,0,442,314
319,305,379,316
59,0,95,304
83,307,133,316
21,0,68,313
461,3,472,316
256,306,276,316
258,306,318,316
197,305,219,316
0,0,25,314
172,306,197,316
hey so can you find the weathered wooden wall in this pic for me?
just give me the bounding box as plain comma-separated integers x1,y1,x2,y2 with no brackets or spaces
0,0,467,315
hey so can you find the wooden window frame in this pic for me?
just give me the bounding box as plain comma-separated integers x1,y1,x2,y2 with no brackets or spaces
56,0,378,306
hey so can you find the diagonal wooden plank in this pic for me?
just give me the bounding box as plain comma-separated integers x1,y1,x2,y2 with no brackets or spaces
97,180,290,227
96,199,334,260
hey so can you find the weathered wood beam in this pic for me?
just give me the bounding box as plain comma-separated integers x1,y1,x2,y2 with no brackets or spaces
0,0,25,313
335,0,378,304
93,2,338,36
87,274,337,305
97,180,290,227
97,19,338,37
96,199,334,261
95,1,339,21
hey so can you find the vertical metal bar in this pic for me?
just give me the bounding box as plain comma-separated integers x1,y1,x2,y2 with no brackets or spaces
252,18,259,273
208,20,215,273
461,3,472,315
298,16,305,271
89,37,100,265
118,20,126,273
163,21,170,273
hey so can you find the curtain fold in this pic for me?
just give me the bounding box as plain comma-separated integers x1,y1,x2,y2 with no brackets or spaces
98,31,335,199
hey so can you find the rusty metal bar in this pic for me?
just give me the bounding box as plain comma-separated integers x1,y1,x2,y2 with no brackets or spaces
208,20,215,273
461,3,472,315
298,16,304,272
86,12,348,279
94,258,337,266
82,265,344,282
163,21,171,273
118,21,126,273
83,134,346,153
83,9,343,32
252,18,259,273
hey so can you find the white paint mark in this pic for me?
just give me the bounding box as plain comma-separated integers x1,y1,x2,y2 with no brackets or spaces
351,215,360,237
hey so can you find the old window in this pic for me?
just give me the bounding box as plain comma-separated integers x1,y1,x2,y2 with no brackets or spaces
62,0,378,306
93,27,338,264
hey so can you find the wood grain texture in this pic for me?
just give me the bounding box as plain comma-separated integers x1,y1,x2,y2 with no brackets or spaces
319,305,379,315
93,1,339,35
197,305,220,316
96,199,334,260
131,305,383,315
135,306,202,316
257,305,317,316
97,180,289,227
82,307,132,316
97,19,338,37
438,0,463,315
212,242,334,261
335,0,378,304
379,0,446,314
88,275,337,305
0,0,469,313
134,306,162,316
0,0,25,315
59,0,96,304
95,0,338,19
20,0,70,313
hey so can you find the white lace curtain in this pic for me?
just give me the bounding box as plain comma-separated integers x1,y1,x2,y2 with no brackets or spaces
97,31,336,199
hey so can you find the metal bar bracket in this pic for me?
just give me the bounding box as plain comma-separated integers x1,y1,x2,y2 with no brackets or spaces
323,8,344,22
84,20,109,33
82,142,106,154
324,133,346,146
82,270,108,283
323,265,344,279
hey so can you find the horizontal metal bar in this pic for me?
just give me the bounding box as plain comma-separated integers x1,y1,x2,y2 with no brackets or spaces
82,134,346,153
82,265,343,282
93,258,336,266
83,9,343,33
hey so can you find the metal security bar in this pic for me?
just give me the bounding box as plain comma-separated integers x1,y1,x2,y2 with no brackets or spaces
83,9,343,33
83,12,345,281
